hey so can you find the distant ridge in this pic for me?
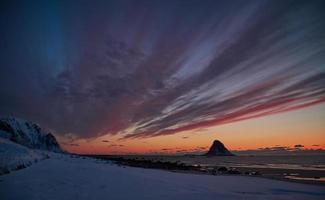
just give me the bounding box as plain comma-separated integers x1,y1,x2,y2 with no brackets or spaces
205,140,234,156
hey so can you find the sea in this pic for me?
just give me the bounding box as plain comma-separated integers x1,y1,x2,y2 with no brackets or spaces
102,154,325,183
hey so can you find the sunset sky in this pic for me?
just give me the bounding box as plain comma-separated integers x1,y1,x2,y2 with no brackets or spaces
63,103,325,154
0,0,324,154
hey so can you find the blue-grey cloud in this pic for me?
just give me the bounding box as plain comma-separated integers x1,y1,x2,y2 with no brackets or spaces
0,0,324,139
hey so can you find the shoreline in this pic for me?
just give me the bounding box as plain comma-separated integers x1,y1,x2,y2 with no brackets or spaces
2,155,325,200
86,154,325,186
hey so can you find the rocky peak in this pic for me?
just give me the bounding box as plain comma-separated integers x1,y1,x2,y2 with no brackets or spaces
206,140,234,156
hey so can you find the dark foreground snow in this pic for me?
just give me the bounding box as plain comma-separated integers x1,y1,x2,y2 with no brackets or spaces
1,155,324,200
0,138,48,174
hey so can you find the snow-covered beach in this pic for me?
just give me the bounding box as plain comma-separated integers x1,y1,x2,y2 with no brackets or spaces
1,155,325,200
1,0,325,198
1,117,325,199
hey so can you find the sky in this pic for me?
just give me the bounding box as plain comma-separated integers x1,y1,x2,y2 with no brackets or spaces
0,0,324,154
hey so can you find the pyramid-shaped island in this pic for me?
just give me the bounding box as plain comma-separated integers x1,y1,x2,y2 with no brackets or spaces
205,140,235,156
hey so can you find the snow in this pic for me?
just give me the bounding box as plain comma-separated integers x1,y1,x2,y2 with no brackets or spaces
0,117,62,152
0,138,48,174
0,117,46,141
1,155,324,200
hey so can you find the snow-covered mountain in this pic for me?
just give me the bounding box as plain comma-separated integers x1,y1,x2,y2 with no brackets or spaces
0,117,62,153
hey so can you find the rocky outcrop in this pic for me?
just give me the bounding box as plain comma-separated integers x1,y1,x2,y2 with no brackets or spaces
205,140,234,156
0,117,63,153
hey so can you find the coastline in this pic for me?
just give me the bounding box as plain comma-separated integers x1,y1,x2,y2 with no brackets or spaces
1,154,325,200
86,154,325,186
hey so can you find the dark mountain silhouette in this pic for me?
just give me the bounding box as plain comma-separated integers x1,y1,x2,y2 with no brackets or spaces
205,140,234,156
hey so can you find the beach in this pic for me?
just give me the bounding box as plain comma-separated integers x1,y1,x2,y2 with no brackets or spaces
90,154,325,186
1,154,325,200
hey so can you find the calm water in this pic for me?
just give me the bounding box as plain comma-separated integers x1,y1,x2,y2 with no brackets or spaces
94,154,325,183
118,155,325,171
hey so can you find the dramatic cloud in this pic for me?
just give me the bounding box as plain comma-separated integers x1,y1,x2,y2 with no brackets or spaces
0,0,324,140
107,144,124,148
294,144,304,148
69,143,80,147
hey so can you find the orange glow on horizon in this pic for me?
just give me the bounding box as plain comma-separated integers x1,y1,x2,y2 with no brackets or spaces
59,103,325,155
